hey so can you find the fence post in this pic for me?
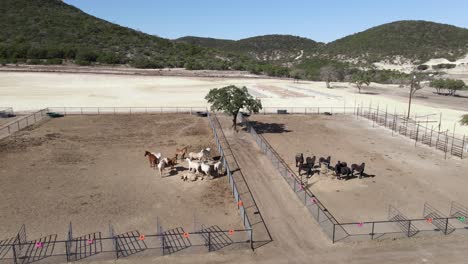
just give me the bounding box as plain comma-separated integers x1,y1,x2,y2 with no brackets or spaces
332,224,336,244
444,218,449,235
462,135,465,159
208,232,211,252
371,222,375,240
17,121,20,131
12,244,17,264
415,124,419,147
407,220,411,237
250,229,254,251
8,125,11,135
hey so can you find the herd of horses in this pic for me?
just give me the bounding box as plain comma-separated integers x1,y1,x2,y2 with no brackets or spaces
144,146,224,179
295,153,366,180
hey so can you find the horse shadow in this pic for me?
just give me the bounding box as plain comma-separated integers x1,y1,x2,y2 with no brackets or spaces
164,166,187,178
246,121,291,134
344,172,376,181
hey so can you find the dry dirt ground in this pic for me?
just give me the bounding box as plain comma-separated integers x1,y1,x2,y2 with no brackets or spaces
0,114,242,240
249,114,468,223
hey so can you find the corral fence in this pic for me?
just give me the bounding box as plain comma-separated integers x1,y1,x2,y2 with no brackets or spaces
207,112,271,248
239,114,468,243
0,109,49,140
258,106,355,115
0,107,209,140
0,222,252,264
47,107,208,115
356,106,466,159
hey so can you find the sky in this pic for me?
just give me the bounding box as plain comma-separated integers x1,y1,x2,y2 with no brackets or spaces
64,0,468,43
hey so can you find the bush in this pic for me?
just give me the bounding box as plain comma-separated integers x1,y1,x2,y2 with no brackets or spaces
417,65,429,71
45,58,63,65
130,57,165,69
97,53,124,64
461,115,468,126
75,59,91,66
75,50,98,63
432,63,456,70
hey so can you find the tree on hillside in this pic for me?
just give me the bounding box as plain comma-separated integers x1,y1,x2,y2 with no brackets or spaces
351,71,371,93
205,85,262,130
320,66,340,88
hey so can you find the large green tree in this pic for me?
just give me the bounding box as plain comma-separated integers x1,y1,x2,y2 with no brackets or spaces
430,78,466,96
351,71,371,93
205,85,262,130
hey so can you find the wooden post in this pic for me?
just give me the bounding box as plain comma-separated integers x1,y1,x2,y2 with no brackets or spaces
462,135,465,159
415,124,419,147
451,123,456,157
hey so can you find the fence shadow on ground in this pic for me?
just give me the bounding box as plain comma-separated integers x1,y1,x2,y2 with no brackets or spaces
244,121,291,134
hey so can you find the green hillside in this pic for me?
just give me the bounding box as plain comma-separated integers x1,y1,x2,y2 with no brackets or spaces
0,0,290,76
326,20,468,63
178,35,323,64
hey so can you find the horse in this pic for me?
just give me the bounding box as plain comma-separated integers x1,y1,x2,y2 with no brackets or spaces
163,156,178,169
175,146,188,160
351,163,366,179
299,156,315,177
319,156,331,167
295,153,304,167
340,166,352,180
144,151,159,168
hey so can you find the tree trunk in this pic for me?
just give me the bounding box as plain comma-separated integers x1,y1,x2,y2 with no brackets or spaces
232,116,237,130
232,111,239,131
326,80,331,88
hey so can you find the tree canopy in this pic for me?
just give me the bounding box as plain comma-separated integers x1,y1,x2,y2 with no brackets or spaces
461,115,468,126
205,85,262,130
430,78,466,96
351,71,371,93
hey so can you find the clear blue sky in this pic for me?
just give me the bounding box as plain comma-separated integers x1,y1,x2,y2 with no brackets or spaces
64,0,468,43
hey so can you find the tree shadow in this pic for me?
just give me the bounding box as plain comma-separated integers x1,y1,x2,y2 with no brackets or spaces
247,121,292,134
360,91,380,95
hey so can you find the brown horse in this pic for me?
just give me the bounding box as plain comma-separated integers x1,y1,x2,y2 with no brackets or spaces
144,151,159,168
164,156,178,169
175,146,189,160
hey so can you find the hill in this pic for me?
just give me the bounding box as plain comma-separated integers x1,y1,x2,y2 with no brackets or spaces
0,0,290,75
178,35,323,65
326,20,468,63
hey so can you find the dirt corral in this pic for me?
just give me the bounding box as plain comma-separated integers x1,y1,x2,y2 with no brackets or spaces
0,114,241,239
249,114,468,223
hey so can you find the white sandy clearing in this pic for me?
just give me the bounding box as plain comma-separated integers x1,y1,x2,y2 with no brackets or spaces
0,72,467,135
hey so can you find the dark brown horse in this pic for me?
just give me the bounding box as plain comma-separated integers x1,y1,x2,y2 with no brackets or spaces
351,163,366,179
299,156,315,177
144,151,159,168
295,153,304,167
319,156,331,166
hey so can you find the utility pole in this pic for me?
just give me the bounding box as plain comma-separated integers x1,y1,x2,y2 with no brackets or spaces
407,74,418,119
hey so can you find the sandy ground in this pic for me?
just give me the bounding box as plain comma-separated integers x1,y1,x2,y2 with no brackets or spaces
0,71,466,136
249,114,468,222
0,114,242,240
